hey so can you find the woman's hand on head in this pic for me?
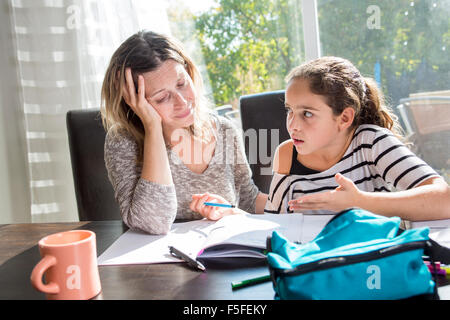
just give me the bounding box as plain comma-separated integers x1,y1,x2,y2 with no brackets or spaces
190,193,246,221
122,68,161,130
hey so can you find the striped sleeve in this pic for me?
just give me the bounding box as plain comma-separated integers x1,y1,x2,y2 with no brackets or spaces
264,173,291,214
369,129,440,190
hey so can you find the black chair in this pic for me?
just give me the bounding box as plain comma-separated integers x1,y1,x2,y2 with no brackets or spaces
66,109,121,221
239,90,290,194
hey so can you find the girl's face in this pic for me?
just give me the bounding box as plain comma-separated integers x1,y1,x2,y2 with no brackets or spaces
142,59,196,131
285,78,343,156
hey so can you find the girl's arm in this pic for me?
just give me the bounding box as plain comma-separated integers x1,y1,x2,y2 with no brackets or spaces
255,192,269,214
288,173,450,221
356,176,450,221
359,128,450,220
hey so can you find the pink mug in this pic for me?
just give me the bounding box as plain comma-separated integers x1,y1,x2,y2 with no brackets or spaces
30,230,102,300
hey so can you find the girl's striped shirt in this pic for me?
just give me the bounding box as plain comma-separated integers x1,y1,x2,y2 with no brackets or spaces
264,124,440,214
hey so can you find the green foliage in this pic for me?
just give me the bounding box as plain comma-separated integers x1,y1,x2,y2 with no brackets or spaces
195,0,303,106
193,0,449,107
315,0,450,103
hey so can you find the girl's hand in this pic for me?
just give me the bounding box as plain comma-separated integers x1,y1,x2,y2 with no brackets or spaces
288,173,363,212
122,68,161,130
190,193,243,220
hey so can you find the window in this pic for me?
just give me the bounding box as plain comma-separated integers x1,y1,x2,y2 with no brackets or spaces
317,0,450,181
167,0,449,181
168,0,305,107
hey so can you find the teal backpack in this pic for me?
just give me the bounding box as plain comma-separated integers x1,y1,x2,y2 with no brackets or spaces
266,208,450,300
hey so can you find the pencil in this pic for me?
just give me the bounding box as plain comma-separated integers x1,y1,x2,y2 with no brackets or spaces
231,274,271,290
204,202,235,208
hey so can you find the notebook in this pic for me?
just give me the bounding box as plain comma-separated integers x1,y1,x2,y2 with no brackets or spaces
97,213,333,266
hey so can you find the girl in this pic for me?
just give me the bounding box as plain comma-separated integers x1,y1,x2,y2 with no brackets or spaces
265,56,449,221
101,31,267,234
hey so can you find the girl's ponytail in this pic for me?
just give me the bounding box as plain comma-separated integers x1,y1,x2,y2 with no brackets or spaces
358,77,403,138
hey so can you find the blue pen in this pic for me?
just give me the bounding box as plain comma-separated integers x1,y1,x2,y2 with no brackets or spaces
204,202,235,208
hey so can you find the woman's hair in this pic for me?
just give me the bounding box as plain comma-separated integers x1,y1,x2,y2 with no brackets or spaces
285,56,403,138
101,30,213,162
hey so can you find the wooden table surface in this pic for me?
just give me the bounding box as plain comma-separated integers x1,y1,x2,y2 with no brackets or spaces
0,221,274,300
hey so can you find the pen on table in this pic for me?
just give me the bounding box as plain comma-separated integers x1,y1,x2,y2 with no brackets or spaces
204,202,235,208
169,246,206,272
231,274,271,290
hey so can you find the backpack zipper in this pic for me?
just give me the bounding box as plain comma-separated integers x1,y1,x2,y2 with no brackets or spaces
271,240,428,277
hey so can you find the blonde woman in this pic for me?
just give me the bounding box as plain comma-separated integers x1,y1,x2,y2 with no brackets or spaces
101,31,267,234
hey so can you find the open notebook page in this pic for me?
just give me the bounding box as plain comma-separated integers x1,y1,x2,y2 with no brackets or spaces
98,213,330,266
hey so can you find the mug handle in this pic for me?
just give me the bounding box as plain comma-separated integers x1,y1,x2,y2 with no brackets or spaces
30,255,60,294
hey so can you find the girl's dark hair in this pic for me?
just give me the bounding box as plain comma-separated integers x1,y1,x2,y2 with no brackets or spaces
286,56,403,138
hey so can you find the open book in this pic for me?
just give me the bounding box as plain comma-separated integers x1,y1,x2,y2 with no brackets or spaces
98,213,333,266
196,213,302,260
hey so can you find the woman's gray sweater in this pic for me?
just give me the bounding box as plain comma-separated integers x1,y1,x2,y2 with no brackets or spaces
104,115,259,234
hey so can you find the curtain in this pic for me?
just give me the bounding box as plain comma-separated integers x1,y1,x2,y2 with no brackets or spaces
8,0,171,222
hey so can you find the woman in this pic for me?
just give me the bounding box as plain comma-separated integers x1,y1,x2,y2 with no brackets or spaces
101,31,268,234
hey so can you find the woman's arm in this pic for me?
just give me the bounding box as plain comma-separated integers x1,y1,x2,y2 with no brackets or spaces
140,121,173,185
104,70,177,234
124,70,173,186
104,131,177,234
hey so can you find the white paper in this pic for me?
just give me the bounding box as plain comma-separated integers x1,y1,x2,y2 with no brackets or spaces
301,214,334,243
411,219,450,232
430,228,450,249
198,213,306,259
201,213,303,249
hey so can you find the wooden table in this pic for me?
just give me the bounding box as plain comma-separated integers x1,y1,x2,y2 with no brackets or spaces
1,220,449,300
0,221,274,300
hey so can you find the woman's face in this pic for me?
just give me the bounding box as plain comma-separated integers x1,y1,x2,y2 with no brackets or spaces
142,59,196,131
